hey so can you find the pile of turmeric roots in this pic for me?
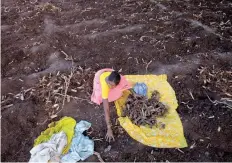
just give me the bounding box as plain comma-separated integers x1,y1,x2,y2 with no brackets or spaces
123,91,168,128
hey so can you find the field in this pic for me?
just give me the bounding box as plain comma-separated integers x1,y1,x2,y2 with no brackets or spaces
1,0,232,161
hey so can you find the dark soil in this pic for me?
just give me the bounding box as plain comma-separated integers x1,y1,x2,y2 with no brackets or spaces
1,0,232,162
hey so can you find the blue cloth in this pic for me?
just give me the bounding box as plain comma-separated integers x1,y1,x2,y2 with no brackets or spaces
133,83,147,96
61,121,94,163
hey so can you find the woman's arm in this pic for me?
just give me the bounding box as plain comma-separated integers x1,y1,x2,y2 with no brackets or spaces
103,99,111,127
102,99,115,142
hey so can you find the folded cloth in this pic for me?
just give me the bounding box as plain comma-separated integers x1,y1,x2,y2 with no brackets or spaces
133,82,147,96
61,121,94,163
91,68,132,105
29,131,67,163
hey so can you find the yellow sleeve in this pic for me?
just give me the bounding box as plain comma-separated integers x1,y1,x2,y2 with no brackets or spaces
100,72,110,99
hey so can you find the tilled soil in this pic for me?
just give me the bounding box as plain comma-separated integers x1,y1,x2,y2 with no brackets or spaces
1,0,232,162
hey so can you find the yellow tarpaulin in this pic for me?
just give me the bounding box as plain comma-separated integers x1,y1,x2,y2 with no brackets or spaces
115,75,187,148
34,117,76,154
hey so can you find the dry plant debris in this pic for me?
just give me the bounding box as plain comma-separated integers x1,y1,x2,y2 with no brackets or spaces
35,2,61,12
31,66,94,118
198,66,232,97
198,66,232,109
1,66,95,119
122,91,168,128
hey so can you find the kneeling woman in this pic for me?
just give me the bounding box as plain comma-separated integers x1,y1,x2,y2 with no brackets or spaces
91,69,131,142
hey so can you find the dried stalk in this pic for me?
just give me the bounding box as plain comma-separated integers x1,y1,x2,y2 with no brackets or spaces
206,93,232,109
94,151,105,163
55,62,76,115
145,60,152,73
54,93,89,102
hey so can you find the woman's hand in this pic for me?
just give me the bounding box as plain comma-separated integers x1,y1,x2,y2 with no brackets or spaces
105,127,115,142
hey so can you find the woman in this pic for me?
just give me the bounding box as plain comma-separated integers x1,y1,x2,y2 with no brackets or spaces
91,68,131,142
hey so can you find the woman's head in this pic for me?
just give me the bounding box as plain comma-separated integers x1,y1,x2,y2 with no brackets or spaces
107,71,121,87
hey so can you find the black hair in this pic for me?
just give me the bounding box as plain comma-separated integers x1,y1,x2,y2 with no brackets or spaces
108,71,121,85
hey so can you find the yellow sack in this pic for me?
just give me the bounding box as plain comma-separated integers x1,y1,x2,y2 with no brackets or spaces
115,75,187,148
34,117,76,154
